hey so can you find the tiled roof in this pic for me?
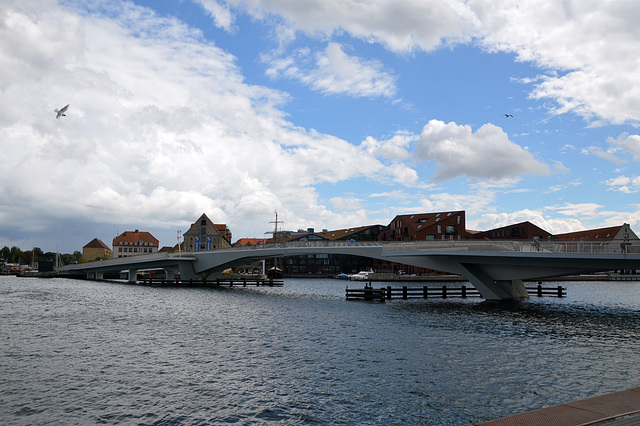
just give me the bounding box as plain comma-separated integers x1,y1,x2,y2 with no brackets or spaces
235,238,267,246
394,210,464,231
555,225,624,240
113,231,159,246
83,238,110,250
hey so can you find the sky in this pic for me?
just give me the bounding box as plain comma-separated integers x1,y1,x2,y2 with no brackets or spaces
1,0,640,254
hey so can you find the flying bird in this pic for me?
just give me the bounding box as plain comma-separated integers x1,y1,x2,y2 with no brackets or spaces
55,104,69,119
504,113,513,118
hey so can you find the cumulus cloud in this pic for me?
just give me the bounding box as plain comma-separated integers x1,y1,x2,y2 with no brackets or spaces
608,133,640,162
359,133,415,160
470,209,586,235
265,42,397,97
414,119,550,181
219,0,640,124
0,0,402,250
223,0,475,52
606,175,640,194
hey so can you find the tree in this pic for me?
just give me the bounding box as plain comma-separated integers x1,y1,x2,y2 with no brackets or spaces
0,246,10,262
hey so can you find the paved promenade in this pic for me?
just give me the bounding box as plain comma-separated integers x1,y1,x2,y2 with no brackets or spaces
477,387,640,425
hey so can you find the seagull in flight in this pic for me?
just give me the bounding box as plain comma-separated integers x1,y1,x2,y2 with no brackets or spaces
55,104,69,119
504,113,513,118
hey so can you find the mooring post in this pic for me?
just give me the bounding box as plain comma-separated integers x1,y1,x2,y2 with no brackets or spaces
538,283,543,297
387,286,392,299
462,285,466,298
402,286,408,299
558,285,563,298
423,285,428,299
442,285,447,298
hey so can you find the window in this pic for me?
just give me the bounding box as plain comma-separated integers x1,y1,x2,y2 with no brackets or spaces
418,218,428,223
437,225,442,234
457,216,461,224
446,225,457,235
201,219,206,226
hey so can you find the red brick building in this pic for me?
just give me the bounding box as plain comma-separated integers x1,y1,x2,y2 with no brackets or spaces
379,210,466,242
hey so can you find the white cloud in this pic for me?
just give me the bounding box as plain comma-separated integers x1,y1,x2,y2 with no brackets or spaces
0,0,405,250
470,209,586,235
224,0,640,124
265,42,397,97
608,133,640,162
605,175,640,193
359,133,414,160
580,145,625,165
545,202,604,219
414,119,550,181
194,0,236,32
226,0,476,52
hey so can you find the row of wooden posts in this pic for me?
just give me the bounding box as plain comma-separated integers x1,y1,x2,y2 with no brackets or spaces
345,284,566,301
136,277,284,287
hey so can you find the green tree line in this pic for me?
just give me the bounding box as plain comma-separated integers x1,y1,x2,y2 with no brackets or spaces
0,246,84,266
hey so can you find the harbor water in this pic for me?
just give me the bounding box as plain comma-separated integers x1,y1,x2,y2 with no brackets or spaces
1,275,639,424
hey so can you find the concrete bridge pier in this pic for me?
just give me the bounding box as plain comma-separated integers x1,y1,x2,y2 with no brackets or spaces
178,262,196,281
88,271,104,280
165,269,176,280
459,263,529,301
127,268,138,283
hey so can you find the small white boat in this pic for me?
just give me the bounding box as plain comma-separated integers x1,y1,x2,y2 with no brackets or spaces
348,269,373,281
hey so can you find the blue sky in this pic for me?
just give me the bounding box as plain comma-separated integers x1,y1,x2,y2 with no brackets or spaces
1,0,639,253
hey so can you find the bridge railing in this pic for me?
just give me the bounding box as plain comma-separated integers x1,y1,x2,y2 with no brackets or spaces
221,239,635,254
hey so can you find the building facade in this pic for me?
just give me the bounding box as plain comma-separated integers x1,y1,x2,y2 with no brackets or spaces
379,211,466,242
182,213,232,252
82,238,113,262
275,225,385,276
113,230,159,258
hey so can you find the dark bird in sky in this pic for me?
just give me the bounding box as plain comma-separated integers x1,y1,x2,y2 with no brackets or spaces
55,104,69,119
504,113,513,118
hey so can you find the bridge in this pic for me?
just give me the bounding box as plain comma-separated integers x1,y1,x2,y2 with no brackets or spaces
58,240,640,301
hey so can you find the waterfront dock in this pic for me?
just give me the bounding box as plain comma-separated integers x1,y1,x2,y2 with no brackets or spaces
477,386,640,426
346,284,566,301
135,276,284,287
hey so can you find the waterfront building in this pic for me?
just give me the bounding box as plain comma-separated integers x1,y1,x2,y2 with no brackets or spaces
470,221,553,241
273,225,385,276
113,230,159,258
379,210,466,242
376,211,466,274
234,238,267,247
82,238,113,261
182,213,232,252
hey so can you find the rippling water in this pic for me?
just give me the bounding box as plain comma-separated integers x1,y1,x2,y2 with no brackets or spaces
1,276,639,425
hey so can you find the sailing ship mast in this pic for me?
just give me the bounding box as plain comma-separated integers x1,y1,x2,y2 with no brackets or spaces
265,210,284,278
268,210,284,243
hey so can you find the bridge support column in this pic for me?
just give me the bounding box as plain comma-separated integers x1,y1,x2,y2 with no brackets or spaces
165,269,175,280
127,268,138,283
178,263,196,281
460,263,529,301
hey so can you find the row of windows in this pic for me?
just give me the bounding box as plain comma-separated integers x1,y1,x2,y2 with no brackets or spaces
117,241,154,246
117,247,154,253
